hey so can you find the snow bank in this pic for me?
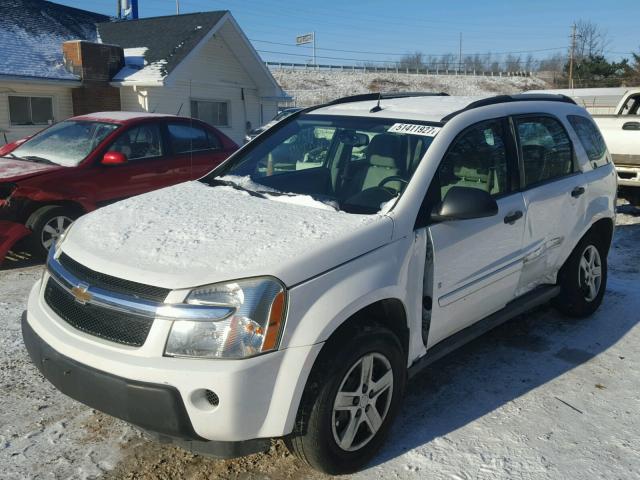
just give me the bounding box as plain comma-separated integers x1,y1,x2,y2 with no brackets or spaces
271,69,549,106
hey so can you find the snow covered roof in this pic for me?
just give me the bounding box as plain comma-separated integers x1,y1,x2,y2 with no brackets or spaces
98,11,227,84
0,0,107,82
72,111,177,122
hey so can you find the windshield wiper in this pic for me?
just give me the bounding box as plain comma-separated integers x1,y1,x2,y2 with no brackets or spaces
206,178,269,199
23,155,56,165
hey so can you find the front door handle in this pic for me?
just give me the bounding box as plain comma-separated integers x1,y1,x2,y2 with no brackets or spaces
571,186,585,198
622,121,640,131
503,210,523,225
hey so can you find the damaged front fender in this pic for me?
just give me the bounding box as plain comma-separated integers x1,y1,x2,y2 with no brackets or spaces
0,221,31,262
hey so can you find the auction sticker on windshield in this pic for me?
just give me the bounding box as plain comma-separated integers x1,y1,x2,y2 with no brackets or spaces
387,123,441,137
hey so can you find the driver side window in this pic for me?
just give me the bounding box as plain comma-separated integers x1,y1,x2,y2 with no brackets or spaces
110,124,163,161
437,119,509,200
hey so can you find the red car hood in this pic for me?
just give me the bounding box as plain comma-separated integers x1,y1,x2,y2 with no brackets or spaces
0,157,62,182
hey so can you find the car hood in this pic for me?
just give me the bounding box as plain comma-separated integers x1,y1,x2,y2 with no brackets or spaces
0,157,62,182
61,181,394,289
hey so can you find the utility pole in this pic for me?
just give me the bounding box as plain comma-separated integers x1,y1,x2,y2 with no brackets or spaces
176,0,180,14
569,23,577,89
313,31,317,66
458,32,462,73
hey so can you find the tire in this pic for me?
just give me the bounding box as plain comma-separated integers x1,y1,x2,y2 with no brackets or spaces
553,232,607,317
627,189,640,208
285,325,406,475
25,206,77,258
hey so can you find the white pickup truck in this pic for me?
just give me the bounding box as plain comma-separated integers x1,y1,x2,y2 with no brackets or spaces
534,88,640,205
592,89,640,205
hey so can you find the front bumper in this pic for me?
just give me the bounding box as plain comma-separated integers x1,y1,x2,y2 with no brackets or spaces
21,313,270,458
24,279,322,443
0,220,30,261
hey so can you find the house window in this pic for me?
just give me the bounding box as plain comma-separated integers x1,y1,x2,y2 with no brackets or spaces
191,99,229,127
9,96,54,126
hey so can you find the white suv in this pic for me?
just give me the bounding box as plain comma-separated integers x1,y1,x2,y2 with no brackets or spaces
22,93,617,474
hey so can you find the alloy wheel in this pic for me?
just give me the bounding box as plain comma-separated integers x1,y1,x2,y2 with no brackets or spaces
579,244,602,302
41,215,73,250
331,352,394,452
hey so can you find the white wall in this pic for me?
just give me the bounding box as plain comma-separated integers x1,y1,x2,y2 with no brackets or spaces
122,34,279,144
0,82,74,144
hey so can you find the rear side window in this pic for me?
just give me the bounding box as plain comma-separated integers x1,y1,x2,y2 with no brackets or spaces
168,123,220,153
437,119,510,199
515,116,573,187
568,115,609,168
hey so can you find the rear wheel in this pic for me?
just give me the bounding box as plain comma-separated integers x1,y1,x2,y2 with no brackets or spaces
553,232,607,317
285,325,406,475
26,206,76,258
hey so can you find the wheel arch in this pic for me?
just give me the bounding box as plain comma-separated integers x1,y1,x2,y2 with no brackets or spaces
586,217,614,254
23,200,86,226
284,298,408,438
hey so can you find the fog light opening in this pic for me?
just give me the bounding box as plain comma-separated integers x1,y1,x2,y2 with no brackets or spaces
205,389,219,407
191,388,220,411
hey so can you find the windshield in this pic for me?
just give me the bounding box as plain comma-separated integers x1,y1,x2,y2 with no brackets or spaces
10,120,119,167
203,114,439,214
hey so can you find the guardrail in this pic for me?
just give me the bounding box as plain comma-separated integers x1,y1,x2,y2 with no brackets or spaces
265,61,533,77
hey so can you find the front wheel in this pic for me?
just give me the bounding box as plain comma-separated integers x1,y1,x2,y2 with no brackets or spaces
285,326,406,475
26,206,76,258
553,232,607,317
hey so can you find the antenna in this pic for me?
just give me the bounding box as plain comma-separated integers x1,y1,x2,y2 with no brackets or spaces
369,92,383,113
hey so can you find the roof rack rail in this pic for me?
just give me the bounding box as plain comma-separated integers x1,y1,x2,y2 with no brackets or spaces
441,93,577,122
326,91,449,106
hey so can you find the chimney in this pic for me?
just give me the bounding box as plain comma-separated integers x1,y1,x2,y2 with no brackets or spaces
63,41,125,115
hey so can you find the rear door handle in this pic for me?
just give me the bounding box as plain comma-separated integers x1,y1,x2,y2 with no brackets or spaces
622,121,640,131
503,210,523,225
571,186,585,198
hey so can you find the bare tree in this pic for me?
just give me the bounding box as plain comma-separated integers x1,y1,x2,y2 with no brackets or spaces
573,19,610,60
397,52,425,70
539,52,567,72
524,54,536,72
504,54,522,72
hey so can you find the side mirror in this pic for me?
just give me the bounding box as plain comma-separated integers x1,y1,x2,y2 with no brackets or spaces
101,151,127,166
431,186,498,222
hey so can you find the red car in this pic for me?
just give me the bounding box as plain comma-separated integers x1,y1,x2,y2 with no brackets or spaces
0,112,237,260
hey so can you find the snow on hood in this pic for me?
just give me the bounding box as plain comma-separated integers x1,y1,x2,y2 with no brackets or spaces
61,181,394,289
0,158,61,181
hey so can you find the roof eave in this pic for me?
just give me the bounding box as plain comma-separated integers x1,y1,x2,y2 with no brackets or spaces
0,74,81,87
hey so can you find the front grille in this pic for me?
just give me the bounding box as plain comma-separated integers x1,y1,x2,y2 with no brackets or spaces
58,253,170,302
44,279,153,347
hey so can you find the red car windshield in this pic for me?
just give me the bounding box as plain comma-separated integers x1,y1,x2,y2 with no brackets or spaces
10,120,119,167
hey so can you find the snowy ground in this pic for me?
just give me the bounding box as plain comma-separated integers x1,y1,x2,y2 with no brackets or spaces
271,69,549,106
0,203,638,479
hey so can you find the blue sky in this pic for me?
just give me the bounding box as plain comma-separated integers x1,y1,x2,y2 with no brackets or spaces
55,0,639,66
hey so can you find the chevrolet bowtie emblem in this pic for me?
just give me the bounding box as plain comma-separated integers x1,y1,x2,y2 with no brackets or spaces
70,284,92,304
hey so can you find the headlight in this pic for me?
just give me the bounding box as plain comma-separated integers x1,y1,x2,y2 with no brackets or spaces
164,277,286,359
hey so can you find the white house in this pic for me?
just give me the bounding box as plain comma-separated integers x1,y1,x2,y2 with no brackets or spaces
98,11,289,143
0,1,289,145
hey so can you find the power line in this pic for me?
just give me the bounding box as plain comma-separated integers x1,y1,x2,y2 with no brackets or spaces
251,39,567,58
